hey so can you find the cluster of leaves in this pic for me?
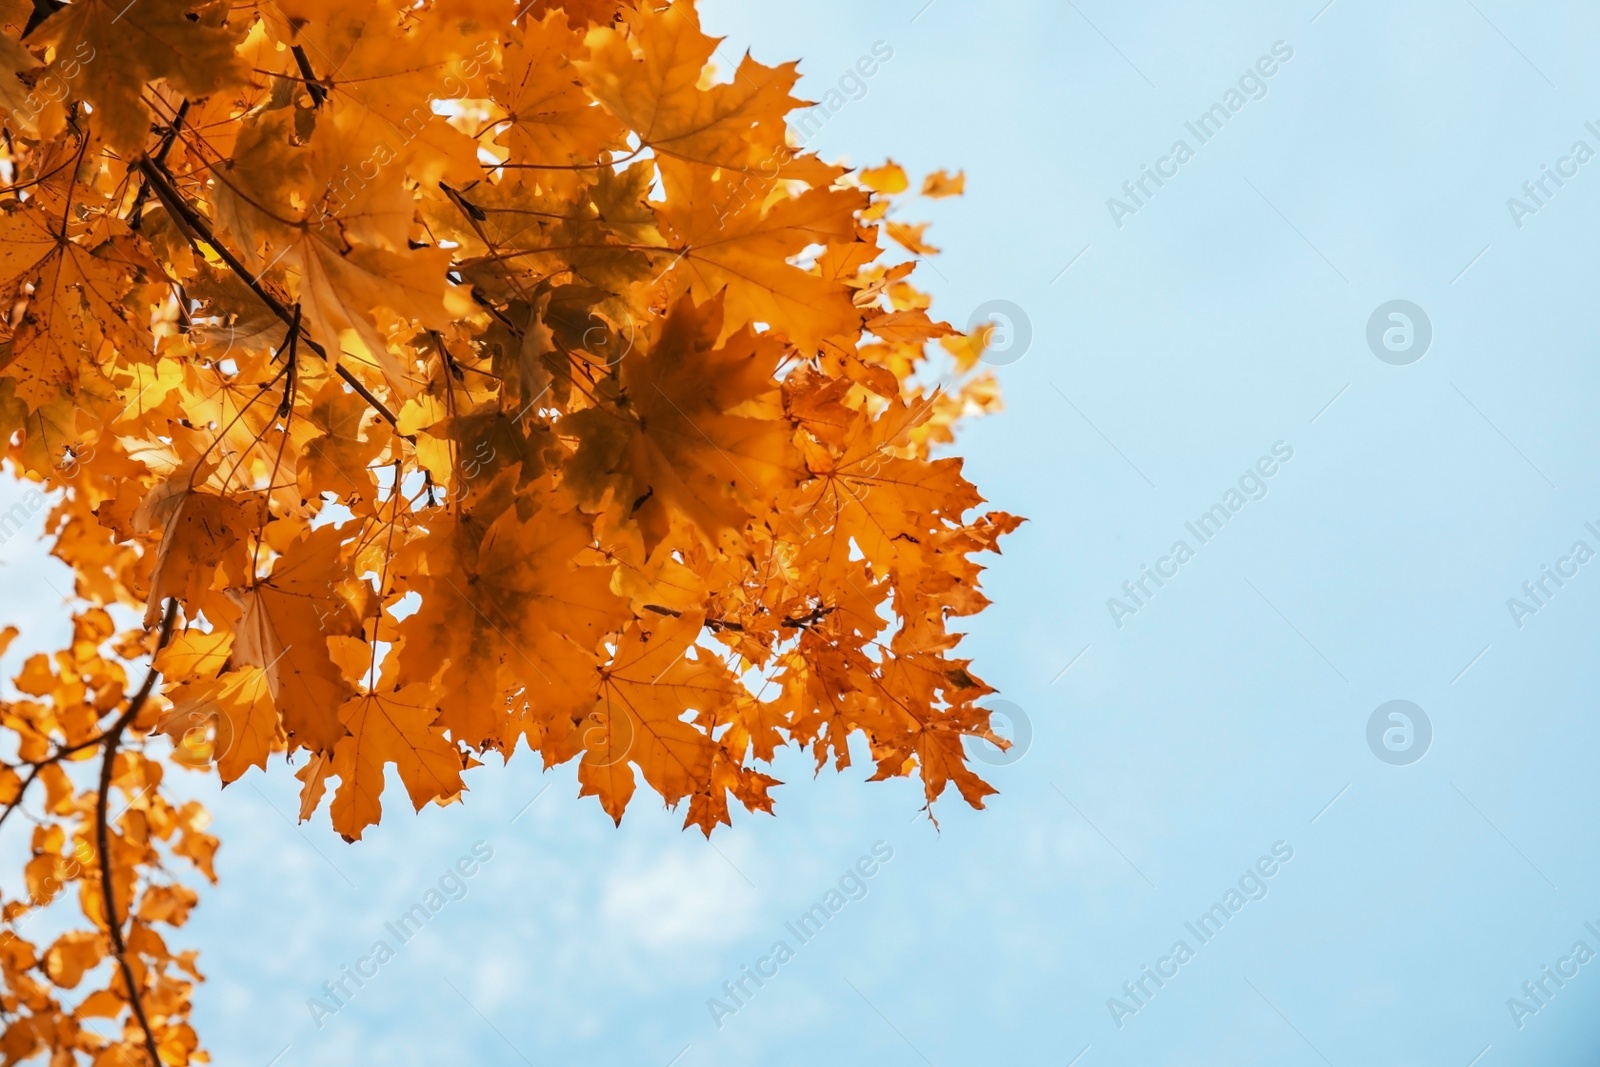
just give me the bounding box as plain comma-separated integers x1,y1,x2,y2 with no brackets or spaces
0,0,1016,1061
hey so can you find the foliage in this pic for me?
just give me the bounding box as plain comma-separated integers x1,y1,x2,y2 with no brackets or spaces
0,0,1015,1060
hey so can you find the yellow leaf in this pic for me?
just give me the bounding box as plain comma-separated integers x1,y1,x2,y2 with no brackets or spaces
566,296,801,552
280,235,471,391
492,12,627,175
153,628,233,681
77,988,125,1019
886,220,940,256
136,484,260,626
861,161,908,194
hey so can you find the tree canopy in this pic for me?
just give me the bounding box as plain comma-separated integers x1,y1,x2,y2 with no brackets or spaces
0,0,1015,1061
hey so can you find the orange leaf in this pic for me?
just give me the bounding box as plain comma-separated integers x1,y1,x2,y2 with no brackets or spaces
330,684,464,840
921,169,965,197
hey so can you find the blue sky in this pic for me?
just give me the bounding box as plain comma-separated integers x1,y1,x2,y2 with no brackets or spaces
6,0,1600,1064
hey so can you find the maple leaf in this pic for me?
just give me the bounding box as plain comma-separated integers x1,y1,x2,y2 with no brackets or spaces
229,524,364,756
0,206,153,407
861,161,909,194
578,612,734,823
283,236,469,384
921,169,966,197
0,30,46,136
30,0,249,154
330,683,464,840
299,380,389,504
163,666,277,784
886,219,940,256
576,2,799,174
394,479,627,749
134,478,261,627
567,296,801,552
789,398,982,577
492,12,628,173
653,159,866,352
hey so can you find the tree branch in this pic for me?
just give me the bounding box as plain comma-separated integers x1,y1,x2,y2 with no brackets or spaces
0,764,43,836
290,46,328,108
133,157,405,434
96,597,178,1067
128,100,189,233
0,647,196,836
